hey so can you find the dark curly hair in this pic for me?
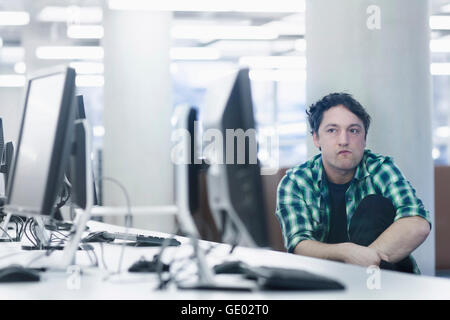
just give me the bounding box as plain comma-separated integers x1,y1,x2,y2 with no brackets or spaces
306,92,371,139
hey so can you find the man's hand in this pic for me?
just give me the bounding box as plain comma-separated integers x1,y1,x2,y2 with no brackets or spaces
337,242,389,267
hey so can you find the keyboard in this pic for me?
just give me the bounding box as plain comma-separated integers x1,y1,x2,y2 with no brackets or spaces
245,266,345,291
82,231,181,247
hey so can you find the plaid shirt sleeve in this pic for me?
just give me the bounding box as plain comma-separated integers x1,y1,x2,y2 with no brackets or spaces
275,170,318,253
374,158,431,227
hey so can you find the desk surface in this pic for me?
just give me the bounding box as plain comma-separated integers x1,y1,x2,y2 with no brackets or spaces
0,220,449,300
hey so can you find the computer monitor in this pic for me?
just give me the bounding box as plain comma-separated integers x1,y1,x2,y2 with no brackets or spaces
3,66,93,269
202,68,269,248
75,95,87,119
5,66,77,218
0,118,4,163
0,118,4,200
174,69,270,291
172,104,201,238
1,142,14,196
68,95,98,209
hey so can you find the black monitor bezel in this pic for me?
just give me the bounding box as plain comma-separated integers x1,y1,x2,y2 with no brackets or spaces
5,65,76,217
224,69,269,247
208,68,270,248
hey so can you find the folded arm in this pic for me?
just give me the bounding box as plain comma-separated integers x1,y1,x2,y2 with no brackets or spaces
368,216,430,263
294,239,388,267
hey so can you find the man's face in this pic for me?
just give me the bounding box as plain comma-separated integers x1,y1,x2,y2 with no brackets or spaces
313,105,366,176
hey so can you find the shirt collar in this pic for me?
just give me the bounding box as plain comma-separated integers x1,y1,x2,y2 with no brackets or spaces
354,150,370,181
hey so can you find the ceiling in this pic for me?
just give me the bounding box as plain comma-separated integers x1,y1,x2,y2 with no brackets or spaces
0,0,306,76
0,0,449,82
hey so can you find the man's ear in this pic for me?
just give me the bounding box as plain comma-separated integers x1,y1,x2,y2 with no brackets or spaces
312,131,321,150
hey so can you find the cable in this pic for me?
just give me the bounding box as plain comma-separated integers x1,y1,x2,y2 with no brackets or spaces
25,251,50,268
24,218,37,247
11,216,24,241
83,245,98,267
30,218,42,247
167,236,223,289
99,242,109,271
0,224,13,242
55,177,71,211
153,224,222,290
95,176,132,276
154,226,181,290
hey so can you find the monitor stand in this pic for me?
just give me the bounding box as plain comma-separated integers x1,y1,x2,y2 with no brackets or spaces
175,234,256,292
206,163,257,248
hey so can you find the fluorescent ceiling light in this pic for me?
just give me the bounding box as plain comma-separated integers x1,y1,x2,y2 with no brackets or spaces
211,40,295,56
93,126,105,137
430,39,450,52
249,69,306,82
430,16,450,30
262,21,305,36
0,11,30,26
170,47,221,60
430,63,450,75
38,6,103,23
36,46,104,60
76,75,104,87
175,19,251,26
436,126,450,138
67,25,104,39
0,75,26,87
0,47,25,63
172,25,278,41
14,62,26,74
240,56,306,69
69,62,104,74
108,0,305,12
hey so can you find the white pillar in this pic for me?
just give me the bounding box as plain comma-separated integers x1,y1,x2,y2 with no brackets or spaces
0,88,23,144
306,0,435,275
102,8,174,231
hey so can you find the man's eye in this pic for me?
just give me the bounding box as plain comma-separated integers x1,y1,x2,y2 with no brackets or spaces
327,128,336,133
350,129,360,134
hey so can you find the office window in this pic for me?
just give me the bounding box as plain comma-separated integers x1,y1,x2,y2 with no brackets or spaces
432,73,450,165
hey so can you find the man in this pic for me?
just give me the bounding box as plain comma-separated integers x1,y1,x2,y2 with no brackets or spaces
275,92,431,274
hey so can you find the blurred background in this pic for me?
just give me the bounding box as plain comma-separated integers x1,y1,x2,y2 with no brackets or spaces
0,0,449,277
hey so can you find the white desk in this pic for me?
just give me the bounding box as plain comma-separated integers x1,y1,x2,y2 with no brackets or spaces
0,220,449,300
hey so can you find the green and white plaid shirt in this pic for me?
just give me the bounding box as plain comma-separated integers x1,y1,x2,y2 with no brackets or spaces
276,149,431,274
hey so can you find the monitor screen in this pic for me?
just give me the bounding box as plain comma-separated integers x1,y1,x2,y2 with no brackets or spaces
203,69,270,248
6,67,76,216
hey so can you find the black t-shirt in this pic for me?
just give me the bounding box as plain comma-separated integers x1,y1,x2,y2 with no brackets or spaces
326,178,351,244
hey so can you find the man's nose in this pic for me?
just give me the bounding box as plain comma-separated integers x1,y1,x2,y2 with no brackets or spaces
338,131,349,145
